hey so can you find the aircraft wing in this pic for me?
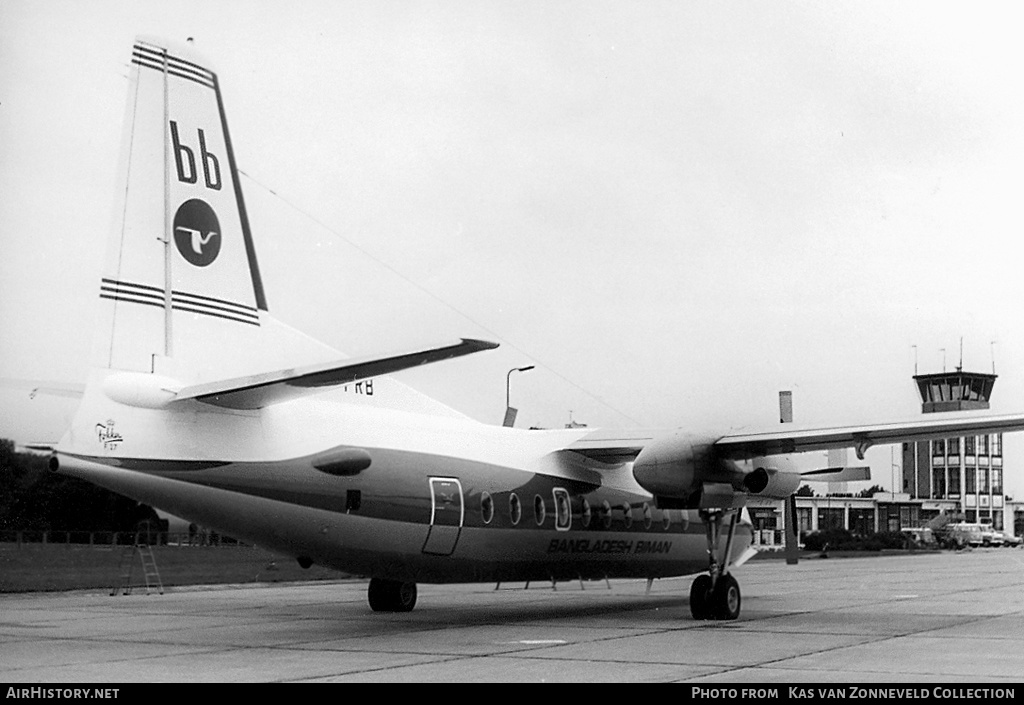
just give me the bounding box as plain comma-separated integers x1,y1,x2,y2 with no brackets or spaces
799,466,872,482
174,338,499,410
712,412,1024,460
563,413,1024,464
563,428,659,464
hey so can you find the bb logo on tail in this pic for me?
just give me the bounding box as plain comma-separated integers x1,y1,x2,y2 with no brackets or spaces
174,199,221,266
170,120,221,190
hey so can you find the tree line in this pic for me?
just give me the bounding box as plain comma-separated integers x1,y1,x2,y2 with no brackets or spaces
0,438,158,532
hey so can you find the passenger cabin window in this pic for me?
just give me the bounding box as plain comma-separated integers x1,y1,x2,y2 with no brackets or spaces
642,503,652,529
534,494,546,526
553,488,571,531
602,500,612,528
581,498,592,528
509,493,521,525
480,492,494,524
621,503,633,528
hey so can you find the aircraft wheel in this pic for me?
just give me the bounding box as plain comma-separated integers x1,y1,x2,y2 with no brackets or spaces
711,573,741,620
689,574,713,620
368,578,418,612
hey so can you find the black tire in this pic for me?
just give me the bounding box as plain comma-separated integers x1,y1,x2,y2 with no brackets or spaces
394,581,417,612
711,573,741,620
368,578,418,612
689,574,713,620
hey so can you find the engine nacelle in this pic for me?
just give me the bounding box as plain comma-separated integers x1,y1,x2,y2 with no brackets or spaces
632,432,738,500
633,433,804,506
741,466,802,499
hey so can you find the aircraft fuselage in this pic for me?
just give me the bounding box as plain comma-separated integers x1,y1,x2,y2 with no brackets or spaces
58,393,749,584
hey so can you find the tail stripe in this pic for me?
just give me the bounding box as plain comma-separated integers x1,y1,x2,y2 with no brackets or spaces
132,43,213,78
172,290,257,313
171,294,258,320
100,280,164,308
100,278,259,326
130,58,213,89
101,278,164,294
170,302,259,326
99,293,165,310
131,44,215,89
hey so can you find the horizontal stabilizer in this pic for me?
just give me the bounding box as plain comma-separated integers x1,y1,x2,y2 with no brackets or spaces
801,466,871,483
174,338,498,409
0,378,85,399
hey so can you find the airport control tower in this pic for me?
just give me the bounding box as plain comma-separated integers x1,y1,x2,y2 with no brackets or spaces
901,367,1006,528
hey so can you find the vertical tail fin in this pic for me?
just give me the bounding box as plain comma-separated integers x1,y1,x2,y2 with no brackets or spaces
98,37,287,383
71,36,470,428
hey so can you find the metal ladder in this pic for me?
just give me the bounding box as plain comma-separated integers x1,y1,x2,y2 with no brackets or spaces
111,544,164,596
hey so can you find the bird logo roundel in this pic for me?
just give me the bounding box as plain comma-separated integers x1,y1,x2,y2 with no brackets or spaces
173,199,221,267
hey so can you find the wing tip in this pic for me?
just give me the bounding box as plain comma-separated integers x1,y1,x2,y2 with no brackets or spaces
460,338,500,351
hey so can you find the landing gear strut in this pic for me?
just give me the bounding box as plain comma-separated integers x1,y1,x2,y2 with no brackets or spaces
367,578,417,612
689,509,741,620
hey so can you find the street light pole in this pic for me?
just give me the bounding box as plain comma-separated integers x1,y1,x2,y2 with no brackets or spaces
504,366,535,427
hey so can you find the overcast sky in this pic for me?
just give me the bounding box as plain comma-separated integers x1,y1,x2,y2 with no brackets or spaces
3,1,1024,496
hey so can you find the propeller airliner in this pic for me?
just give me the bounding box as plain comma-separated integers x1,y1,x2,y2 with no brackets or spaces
48,37,1024,620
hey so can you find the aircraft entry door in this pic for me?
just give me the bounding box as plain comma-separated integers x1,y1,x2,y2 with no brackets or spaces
422,477,464,556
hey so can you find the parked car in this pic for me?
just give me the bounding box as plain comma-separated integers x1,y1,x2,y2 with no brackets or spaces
980,526,1004,547
942,523,984,548
901,527,936,546
997,532,1022,548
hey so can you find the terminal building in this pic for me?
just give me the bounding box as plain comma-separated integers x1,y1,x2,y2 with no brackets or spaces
748,366,1021,545
748,492,926,546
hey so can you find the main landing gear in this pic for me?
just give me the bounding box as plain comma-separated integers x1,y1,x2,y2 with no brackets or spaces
367,577,418,612
689,509,741,620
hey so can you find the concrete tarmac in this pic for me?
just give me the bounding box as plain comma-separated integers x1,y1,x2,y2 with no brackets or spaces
2,549,1023,683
